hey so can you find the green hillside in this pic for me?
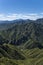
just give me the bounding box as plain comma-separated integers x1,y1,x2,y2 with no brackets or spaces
0,19,43,65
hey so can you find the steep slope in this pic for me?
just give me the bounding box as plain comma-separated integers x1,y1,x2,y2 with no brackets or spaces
0,44,43,65
0,21,43,49
0,44,25,60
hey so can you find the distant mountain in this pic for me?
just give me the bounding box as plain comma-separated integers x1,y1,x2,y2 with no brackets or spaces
0,18,43,23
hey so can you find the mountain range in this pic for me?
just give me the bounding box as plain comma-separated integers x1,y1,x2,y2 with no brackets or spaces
0,18,43,65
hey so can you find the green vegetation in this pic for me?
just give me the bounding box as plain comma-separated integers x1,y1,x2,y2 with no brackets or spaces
0,19,43,65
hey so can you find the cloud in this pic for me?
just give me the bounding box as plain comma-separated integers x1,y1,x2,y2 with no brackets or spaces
0,13,43,21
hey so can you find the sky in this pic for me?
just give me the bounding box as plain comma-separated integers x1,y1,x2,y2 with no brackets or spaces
0,0,43,20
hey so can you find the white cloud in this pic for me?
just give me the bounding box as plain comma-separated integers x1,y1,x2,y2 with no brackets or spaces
0,13,43,21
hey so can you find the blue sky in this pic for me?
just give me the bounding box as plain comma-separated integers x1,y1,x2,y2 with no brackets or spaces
0,0,43,20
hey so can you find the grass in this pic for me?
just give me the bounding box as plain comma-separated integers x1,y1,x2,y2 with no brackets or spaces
0,44,43,65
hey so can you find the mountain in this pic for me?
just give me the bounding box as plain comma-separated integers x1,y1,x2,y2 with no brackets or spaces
0,18,43,65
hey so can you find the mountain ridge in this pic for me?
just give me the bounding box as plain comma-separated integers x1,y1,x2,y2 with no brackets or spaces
0,18,43,23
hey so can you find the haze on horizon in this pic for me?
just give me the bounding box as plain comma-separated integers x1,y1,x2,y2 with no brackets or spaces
0,0,43,21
